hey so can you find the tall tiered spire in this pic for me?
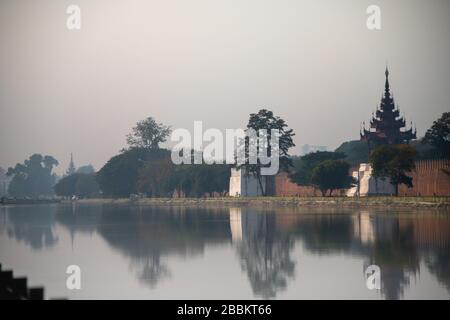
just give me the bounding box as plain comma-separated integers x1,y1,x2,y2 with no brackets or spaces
384,66,390,94
361,67,416,149
66,153,76,176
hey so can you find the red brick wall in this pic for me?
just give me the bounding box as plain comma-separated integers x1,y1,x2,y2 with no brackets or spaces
275,159,450,197
275,172,345,196
399,159,450,196
275,172,317,196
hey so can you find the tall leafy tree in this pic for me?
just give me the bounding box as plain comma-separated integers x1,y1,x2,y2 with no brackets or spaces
422,112,450,158
7,154,59,197
370,144,416,196
239,109,295,196
126,117,171,150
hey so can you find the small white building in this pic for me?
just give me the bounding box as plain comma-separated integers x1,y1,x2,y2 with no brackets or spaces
229,168,266,197
347,163,395,197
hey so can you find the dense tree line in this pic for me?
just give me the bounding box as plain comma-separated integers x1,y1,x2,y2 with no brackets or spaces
96,116,231,198
289,144,418,196
5,112,447,199
422,112,450,158
289,151,355,196
54,173,100,198
97,148,171,197
0,167,9,196
167,163,231,197
6,154,59,197
96,148,230,198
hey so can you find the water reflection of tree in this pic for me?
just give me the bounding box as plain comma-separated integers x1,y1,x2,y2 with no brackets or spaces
425,250,450,292
7,203,448,298
292,213,355,254
130,255,171,288
4,205,58,249
97,205,231,288
232,209,295,299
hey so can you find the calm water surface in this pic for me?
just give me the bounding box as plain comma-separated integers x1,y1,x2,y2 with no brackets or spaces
0,204,449,300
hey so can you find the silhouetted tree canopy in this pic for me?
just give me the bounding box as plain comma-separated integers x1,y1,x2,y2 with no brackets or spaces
422,112,450,158
97,148,171,197
168,164,230,197
54,173,100,198
7,154,58,197
126,117,171,150
334,140,369,166
137,158,174,197
310,160,355,196
76,164,96,174
289,151,346,186
0,166,9,196
335,139,441,162
238,109,295,196
370,144,416,196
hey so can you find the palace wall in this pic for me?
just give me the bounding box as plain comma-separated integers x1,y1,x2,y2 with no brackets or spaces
398,159,450,196
275,172,317,196
274,172,346,196
275,159,450,197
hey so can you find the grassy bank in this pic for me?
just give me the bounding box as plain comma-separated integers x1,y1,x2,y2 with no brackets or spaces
67,196,450,209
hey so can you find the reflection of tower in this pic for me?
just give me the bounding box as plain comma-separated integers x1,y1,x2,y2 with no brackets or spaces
70,202,77,251
229,207,269,243
353,211,375,244
229,207,242,243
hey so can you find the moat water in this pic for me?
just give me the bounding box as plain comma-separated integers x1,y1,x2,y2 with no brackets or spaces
0,204,449,299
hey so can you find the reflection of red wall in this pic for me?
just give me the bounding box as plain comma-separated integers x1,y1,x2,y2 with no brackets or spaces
399,159,450,196
399,216,450,249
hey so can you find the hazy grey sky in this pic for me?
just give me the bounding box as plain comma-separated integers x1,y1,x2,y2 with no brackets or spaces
1,0,449,174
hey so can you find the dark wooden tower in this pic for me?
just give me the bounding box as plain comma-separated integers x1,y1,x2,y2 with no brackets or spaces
361,67,417,150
